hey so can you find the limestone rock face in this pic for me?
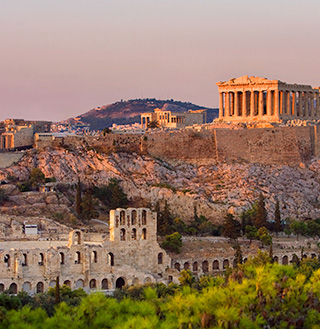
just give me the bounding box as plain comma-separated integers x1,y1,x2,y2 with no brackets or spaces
1,148,320,222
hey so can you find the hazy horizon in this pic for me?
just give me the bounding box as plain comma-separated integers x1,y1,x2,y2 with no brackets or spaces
1,0,320,122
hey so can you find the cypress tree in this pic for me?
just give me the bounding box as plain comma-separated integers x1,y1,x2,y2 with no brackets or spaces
274,200,282,236
234,244,243,267
55,276,60,304
255,193,267,229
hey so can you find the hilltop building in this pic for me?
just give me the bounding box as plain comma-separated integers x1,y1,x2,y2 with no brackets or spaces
217,76,320,122
141,108,207,129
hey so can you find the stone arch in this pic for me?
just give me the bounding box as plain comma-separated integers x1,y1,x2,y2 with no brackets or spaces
75,279,84,289
9,283,17,294
120,211,126,225
144,277,152,284
63,280,71,288
184,262,190,270
108,252,114,266
75,251,81,264
92,251,97,263
273,256,279,263
142,210,147,225
22,253,28,266
0,284,4,292
120,228,126,241
75,231,81,244
22,282,32,293
36,282,44,293
193,262,198,272
142,228,146,240
158,252,163,264
89,279,97,289
131,228,137,240
68,230,82,246
60,252,65,265
39,253,44,265
311,253,317,259
291,254,299,264
132,278,139,285
116,277,125,289
101,278,109,289
4,254,10,267
131,210,137,225
174,262,181,271
49,281,56,288
223,259,230,269
282,255,288,265
202,260,209,273
213,260,219,270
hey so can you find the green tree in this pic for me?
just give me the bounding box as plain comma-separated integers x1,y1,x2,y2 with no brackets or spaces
80,191,97,220
161,232,182,253
289,220,307,240
178,270,195,286
234,244,243,267
274,200,282,236
245,225,258,244
157,201,174,236
306,220,320,239
223,213,241,241
257,226,272,247
255,193,267,228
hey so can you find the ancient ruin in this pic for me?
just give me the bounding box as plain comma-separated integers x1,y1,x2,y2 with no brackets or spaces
217,75,320,122
141,108,207,129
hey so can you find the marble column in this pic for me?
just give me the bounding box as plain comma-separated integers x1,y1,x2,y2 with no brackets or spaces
274,90,280,118
267,90,272,116
250,91,255,117
242,91,247,117
316,92,320,117
225,92,230,117
305,92,309,117
286,91,291,116
291,92,296,117
219,92,224,118
230,92,234,116
234,92,239,117
310,93,315,117
298,92,303,117
259,91,264,116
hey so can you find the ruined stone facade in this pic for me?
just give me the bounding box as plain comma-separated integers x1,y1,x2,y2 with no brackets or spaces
141,108,207,129
0,208,172,294
217,76,320,122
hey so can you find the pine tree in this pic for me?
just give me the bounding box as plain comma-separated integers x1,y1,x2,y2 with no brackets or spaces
223,213,241,241
255,193,267,228
274,200,282,236
75,178,82,216
234,244,243,267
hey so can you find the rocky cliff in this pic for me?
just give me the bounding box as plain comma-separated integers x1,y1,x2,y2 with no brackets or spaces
1,147,320,223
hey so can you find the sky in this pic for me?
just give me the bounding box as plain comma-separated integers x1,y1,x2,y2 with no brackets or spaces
1,0,320,122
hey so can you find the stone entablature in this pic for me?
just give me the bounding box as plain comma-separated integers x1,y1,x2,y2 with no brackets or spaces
216,75,320,122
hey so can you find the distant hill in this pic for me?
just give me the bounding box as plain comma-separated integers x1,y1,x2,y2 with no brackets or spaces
64,99,218,130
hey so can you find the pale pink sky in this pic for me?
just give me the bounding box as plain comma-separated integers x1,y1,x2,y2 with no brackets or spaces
1,0,320,122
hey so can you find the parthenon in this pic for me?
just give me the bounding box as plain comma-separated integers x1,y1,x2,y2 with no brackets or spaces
216,75,320,122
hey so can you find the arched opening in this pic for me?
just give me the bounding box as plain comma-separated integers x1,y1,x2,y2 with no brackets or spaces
144,277,152,284
89,279,97,289
75,279,84,289
213,260,219,270
120,228,126,241
60,252,65,265
223,259,229,269
193,262,198,272
132,278,139,285
142,228,146,240
184,262,190,270
158,252,163,265
22,253,28,266
282,255,288,265
291,254,299,265
116,277,125,289
4,254,10,267
22,282,31,292
101,278,109,289
49,281,56,288
131,228,137,240
174,262,180,271
243,258,247,263
108,252,114,266
142,210,147,225
92,251,97,263
75,251,81,264
311,253,317,259
75,231,81,245
0,284,4,292
63,280,71,288
36,282,44,293
9,283,17,295
131,210,137,225
120,211,125,225
273,256,279,263
202,261,209,273
38,253,44,266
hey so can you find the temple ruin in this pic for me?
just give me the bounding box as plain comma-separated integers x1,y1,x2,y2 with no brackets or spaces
216,75,320,122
